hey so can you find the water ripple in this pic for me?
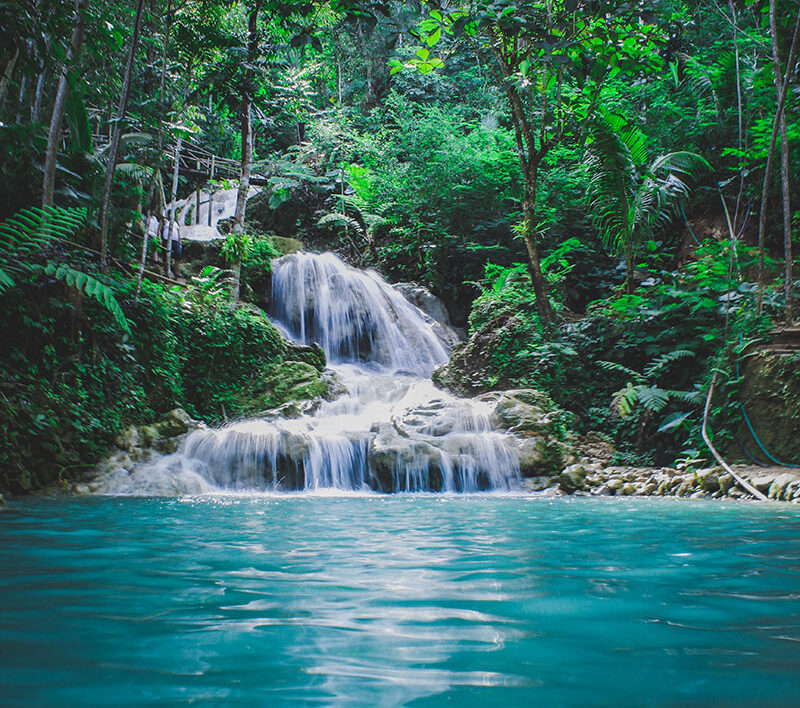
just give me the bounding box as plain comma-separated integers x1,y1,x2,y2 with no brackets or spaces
1,496,800,706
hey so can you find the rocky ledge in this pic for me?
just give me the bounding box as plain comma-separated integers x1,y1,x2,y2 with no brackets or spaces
525,463,800,503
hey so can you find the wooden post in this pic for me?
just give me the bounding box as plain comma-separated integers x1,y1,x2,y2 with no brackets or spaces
210,154,215,180
195,188,200,224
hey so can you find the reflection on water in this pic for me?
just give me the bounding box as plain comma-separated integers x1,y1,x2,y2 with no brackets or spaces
1,496,800,706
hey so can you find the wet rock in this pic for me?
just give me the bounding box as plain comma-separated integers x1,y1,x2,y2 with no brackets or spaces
559,463,588,493
163,409,198,437
602,478,624,495
518,437,551,476
394,283,452,326
392,283,463,350
138,425,160,448
718,473,735,494
285,341,326,372
114,426,139,451
696,468,721,493
768,473,798,500
484,389,553,433
751,473,778,495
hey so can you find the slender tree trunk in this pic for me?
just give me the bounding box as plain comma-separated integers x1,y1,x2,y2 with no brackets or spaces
42,0,88,208
98,0,147,267
0,46,20,107
231,99,252,304
31,67,46,123
756,4,800,314
624,231,634,295
166,133,182,278
769,8,796,325
230,2,259,304
15,74,28,123
137,0,174,298
336,49,342,104
728,0,744,231
521,170,554,323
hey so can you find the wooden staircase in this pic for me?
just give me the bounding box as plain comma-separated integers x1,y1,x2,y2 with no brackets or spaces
762,327,800,356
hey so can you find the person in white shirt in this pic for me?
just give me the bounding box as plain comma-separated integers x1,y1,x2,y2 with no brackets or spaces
146,214,160,264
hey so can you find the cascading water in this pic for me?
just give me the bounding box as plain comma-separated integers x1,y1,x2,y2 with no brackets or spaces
96,253,522,494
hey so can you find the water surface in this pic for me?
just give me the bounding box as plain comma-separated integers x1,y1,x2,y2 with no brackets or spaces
1,495,799,706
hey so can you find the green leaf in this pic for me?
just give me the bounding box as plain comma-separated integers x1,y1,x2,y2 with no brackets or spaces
657,411,691,433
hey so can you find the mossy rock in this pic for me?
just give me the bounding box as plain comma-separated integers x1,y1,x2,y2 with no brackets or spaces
234,361,341,416
738,352,800,463
269,235,304,255
284,341,326,372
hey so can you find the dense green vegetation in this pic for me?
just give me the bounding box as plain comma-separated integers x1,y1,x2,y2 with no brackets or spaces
1,0,798,492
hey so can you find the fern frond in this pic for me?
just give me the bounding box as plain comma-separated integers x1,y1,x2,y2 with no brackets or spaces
643,349,694,379
667,389,704,406
0,266,15,293
317,212,364,234
635,385,670,412
612,382,638,417
598,360,644,382
44,263,130,333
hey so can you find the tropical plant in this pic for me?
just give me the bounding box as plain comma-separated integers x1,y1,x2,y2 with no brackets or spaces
221,229,252,303
181,265,232,311
599,349,705,448
584,113,710,293
0,206,130,332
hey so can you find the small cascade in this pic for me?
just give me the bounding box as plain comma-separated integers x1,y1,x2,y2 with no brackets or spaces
95,253,523,495
271,252,449,374
168,187,258,242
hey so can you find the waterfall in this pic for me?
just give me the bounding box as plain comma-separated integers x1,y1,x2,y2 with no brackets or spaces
96,253,521,495
270,252,449,374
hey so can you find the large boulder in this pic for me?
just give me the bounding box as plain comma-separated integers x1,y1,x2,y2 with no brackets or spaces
393,282,464,349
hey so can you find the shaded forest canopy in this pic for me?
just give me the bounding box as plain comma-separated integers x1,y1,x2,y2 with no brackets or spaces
0,0,798,492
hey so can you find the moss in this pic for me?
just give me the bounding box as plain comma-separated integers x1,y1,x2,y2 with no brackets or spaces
738,352,800,463
233,361,334,416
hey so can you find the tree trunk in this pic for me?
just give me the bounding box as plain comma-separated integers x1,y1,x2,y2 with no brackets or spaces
230,3,259,304
624,233,634,295
15,74,27,123
42,0,88,208
31,67,46,123
137,0,173,298
756,4,800,314
165,134,182,278
231,98,252,304
0,46,20,108
521,171,554,323
98,0,146,267
770,8,796,326
728,0,745,231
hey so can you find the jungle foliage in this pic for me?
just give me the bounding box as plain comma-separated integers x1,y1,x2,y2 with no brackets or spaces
0,0,799,488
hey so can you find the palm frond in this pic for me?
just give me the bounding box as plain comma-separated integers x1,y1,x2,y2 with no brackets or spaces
115,162,154,182
650,151,710,177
